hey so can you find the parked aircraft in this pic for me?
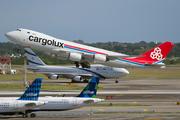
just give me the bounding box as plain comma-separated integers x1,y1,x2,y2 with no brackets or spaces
0,77,104,118
24,48,129,83
0,78,45,118
5,28,174,68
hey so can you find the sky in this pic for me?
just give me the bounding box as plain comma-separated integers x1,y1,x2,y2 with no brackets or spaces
0,0,180,43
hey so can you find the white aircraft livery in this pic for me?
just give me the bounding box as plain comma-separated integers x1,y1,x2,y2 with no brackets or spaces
0,78,45,118
5,28,174,68
0,77,104,118
24,48,129,82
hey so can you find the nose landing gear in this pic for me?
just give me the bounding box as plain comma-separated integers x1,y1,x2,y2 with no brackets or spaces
115,78,119,83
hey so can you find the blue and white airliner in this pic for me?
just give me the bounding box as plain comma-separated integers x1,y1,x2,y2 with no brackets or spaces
0,77,104,118
0,78,45,118
24,48,129,83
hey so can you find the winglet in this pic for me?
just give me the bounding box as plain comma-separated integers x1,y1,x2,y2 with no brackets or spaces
76,77,100,98
17,78,42,101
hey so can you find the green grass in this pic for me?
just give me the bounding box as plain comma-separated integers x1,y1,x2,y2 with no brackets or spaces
0,84,84,91
1,66,180,81
123,67,180,79
88,103,151,107
0,73,68,81
94,112,180,114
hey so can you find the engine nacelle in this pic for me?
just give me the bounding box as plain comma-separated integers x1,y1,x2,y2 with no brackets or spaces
93,54,107,63
48,74,59,80
68,53,82,61
73,76,82,81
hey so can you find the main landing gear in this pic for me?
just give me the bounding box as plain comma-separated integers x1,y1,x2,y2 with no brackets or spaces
22,112,36,118
71,79,89,83
115,78,119,83
74,62,91,68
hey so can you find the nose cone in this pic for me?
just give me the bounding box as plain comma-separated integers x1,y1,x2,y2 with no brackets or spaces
5,32,11,39
5,31,17,41
118,68,129,77
123,69,129,75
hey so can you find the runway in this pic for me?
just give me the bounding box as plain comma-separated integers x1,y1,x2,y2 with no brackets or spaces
1,78,180,119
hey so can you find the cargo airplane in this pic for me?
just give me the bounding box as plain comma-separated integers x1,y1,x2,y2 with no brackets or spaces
0,78,45,118
24,48,129,83
5,28,174,68
0,77,104,118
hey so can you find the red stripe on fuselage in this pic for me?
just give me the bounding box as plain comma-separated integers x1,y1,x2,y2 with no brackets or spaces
120,57,155,64
64,44,107,55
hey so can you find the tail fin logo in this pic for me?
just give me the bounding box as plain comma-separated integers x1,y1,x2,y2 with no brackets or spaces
150,47,163,60
83,90,94,95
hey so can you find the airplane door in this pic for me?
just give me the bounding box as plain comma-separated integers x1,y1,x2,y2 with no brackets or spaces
73,98,77,106
13,101,18,110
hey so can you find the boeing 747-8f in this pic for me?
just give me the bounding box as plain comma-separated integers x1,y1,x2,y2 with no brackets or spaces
5,28,174,68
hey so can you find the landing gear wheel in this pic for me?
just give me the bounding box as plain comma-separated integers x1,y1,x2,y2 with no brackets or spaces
115,79,119,83
71,79,75,83
17,49,21,53
81,62,91,68
22,114,28,118
83,80,89,83
75,62,79,68
30,113,36,118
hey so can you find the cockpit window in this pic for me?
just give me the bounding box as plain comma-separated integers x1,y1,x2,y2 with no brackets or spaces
16,29,21,31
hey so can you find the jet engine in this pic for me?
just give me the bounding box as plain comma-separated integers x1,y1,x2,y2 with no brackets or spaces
68,53,82,61
73,76,82,81
93,54,107,63
48,74,59,80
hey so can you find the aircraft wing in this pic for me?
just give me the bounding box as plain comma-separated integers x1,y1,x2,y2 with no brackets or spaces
33,72,93,77
53,48,130,61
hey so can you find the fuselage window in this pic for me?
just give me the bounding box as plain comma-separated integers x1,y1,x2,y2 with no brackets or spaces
96,68,100,70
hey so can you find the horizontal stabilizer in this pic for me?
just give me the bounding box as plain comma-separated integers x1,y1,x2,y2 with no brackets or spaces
83,100,94,104
25,102,37,107
145,63,165,66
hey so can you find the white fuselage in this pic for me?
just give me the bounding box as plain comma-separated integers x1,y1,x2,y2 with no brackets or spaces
28,64,129,80
0,100,44,114
5,28,154,68
0,97,103,112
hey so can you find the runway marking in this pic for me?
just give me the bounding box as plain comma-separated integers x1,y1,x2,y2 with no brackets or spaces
140,95,173,98
142,95,153,97
98,109,104,111
116,94,124,96
145,118,162,120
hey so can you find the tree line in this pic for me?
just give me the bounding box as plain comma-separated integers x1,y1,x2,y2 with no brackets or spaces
0,41,179,65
